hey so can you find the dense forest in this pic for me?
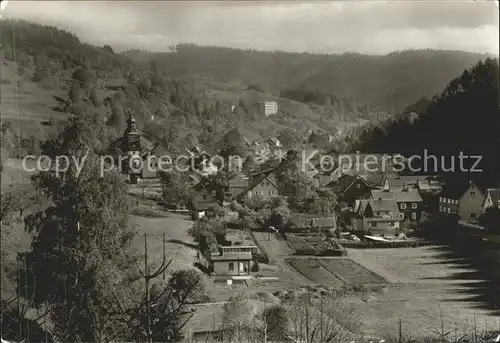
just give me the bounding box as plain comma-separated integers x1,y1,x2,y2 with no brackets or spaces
125,44,491,112
347,58,500,187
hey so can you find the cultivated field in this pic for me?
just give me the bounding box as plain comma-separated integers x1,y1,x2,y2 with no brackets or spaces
287,258,387,286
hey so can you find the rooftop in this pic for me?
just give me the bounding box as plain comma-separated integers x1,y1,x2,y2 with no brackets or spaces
311,217,336,228
367,199,400,213
210,252,253,261
371,189,422,203
486,188,500,206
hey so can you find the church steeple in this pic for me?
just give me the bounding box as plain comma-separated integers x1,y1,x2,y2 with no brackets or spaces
124,110,138,136
123,110,140,153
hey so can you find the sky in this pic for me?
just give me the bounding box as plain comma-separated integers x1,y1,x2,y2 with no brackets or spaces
3,0,499,55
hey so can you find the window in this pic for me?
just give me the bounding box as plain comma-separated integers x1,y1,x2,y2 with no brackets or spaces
470,212,476,218
447,208,450,214
202,195,207,200
400,213,404,220
356,183,361,188
439,205,443,212
412,203,417,209
439,197,443,202
229,262,234,271
371,222,377,228
411,212,417,220
401,203,407,209
471,191,475,196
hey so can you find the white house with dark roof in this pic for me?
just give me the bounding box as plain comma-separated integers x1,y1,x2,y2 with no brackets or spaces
439,180,485,220
352,198,401,237
211,252,252,277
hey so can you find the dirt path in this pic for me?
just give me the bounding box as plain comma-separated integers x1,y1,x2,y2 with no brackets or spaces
251,231,312,285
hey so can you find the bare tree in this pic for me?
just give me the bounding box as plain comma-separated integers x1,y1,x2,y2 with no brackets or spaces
287,291,362,343
220,294,253,343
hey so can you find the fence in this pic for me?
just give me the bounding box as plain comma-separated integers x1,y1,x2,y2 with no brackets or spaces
338,239,435,249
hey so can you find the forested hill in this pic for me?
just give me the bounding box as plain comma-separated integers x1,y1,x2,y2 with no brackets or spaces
348,58,500,187
123,44,491,112
1,20,371,159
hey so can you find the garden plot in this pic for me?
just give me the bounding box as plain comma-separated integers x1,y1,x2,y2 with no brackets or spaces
320,259,386,285
287,258,387,286
286,259,344,286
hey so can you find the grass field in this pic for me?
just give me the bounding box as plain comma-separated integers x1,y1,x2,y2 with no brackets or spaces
128,212,200,275
1,61,67,122
342,246,499,338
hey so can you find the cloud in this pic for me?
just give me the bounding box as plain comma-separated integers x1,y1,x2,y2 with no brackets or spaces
3,1,498,55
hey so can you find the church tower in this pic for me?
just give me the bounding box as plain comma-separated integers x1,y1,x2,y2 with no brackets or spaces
124,111,140,155
123,111,142,184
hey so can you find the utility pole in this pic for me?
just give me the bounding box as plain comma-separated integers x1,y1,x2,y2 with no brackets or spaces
137,233,171,343
320,295,323,343
197,220,201,260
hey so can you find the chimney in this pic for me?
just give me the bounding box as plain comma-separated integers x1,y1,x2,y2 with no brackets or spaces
402,182,408,192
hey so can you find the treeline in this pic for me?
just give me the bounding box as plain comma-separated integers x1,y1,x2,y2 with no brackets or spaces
129,43,490,111
1,19,133,73
347,58,500,187
280,88,391,121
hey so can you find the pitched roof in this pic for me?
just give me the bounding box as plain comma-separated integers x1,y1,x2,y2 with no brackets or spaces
371,189,422,203
382,175,435,189
367,199,399,213
371,189,395,200
393,189,423,202
247,169,278,192
210,252,253,261
311,217,336,228
229,179,249,189
327,173,372,192
485,188,500,206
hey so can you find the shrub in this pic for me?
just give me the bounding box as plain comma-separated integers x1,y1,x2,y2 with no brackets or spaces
168,269,208,304
254,252,269,264
251,261,260,272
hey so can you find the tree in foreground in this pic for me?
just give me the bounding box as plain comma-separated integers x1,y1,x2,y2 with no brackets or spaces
22,114,137,342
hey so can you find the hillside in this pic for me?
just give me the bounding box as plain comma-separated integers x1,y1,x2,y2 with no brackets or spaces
123,44,491,112
349,58,500,187
1,20,368,158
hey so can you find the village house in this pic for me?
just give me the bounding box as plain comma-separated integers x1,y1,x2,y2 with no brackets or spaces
210,252,253,280
227,178,250,200
190,179,223,219
351,199,401,237
326,173,373,208
371,182,423,221
438,181,486,220
244,169,279,201
483,188,500,212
